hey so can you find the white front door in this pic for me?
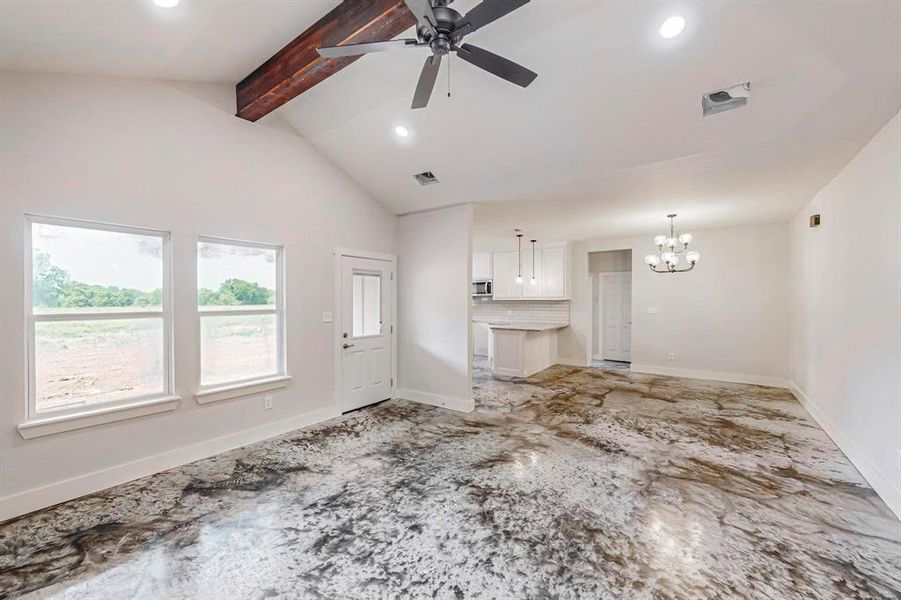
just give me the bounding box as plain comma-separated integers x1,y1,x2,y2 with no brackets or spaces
340,255,394,412
603,273,632,362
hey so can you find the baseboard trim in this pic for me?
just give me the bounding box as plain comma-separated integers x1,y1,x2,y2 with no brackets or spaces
788,382,901,520
630,363,791,389
555,356,589,368
0,406,341,523
396,388,474,413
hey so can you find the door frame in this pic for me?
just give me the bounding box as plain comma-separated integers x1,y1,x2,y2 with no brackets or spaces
333,247,398,412
594,271,632,363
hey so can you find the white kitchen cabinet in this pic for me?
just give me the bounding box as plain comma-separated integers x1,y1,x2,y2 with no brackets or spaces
491,250,522,299
522,247,543,298
490,243,569,300
472,322,492,356
472,252,492,281
541,246,566,298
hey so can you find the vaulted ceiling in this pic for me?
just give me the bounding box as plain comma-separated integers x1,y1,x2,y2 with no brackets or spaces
2,0,899,243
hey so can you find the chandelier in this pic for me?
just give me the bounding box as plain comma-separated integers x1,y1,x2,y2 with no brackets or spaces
644,214,700,273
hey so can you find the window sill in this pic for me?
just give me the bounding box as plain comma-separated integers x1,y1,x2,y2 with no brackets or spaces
18,395,181,440
195,375,292,405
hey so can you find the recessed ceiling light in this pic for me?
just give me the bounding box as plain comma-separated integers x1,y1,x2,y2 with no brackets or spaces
153,0,180,8
659,16,686,39
394,126,409,138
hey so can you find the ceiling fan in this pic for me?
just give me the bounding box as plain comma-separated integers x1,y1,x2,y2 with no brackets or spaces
317,0,537,109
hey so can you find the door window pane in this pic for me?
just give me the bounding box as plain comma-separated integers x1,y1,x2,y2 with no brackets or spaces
352,273,381,337
32,223,163,314
35,318,164,412
197,241,276,311
200,314,278,386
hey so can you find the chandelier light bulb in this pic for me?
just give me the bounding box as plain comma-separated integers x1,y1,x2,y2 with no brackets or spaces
530,276,537,285
645,254,661,266
665,237,677,249
686,251,700,264
515,275,524,284
654,235,667,247
662,251,675,264
670,255,680,266
679,233,693,245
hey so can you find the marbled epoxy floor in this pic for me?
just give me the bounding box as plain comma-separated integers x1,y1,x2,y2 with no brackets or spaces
2,360,900,599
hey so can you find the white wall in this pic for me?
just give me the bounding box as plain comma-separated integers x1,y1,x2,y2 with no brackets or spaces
0,72,398,519
563,224,790,386
397,205,474,411
788,109,901,518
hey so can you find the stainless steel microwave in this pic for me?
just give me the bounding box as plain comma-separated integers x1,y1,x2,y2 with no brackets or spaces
473,280,492,297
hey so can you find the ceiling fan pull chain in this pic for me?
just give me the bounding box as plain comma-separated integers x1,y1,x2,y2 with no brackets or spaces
447,54,452,99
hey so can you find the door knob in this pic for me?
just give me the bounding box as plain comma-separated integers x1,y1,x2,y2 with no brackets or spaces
343,343,355,349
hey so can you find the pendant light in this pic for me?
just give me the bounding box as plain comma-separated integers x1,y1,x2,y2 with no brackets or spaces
515,233,524,284
530,239,538,285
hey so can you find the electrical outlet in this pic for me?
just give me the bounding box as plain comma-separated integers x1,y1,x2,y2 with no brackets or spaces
263,395,273,410
667,352,675,361
322,311,333,323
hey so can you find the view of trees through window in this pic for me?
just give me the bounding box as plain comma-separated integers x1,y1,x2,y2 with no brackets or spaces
197,240,281,386
33,249,163,310
30,221,168,412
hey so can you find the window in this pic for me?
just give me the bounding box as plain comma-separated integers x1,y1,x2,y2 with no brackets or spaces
352,272,382,337
197,239,284,388
27,216,171,416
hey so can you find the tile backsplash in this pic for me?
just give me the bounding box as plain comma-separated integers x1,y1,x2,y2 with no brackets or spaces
472,299,570,324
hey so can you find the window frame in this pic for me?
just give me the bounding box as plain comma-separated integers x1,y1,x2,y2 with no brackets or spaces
195,236,286,393
24,214,175,420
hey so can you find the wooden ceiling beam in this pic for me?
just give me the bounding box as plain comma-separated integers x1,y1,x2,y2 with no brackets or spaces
236,0,416,122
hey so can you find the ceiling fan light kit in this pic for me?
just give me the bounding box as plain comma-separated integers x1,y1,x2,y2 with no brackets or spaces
317,0,537,110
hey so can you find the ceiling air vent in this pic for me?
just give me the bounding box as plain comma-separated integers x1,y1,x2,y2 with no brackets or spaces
413,171,439,186
702,82,750,117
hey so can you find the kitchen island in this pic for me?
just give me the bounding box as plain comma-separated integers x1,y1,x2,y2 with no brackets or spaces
486,322,569,378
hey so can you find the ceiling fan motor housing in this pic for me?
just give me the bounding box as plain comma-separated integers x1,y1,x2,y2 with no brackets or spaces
419,6,463,54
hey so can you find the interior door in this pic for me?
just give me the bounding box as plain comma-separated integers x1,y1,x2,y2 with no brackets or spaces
603,273,632,362
340,256,393,412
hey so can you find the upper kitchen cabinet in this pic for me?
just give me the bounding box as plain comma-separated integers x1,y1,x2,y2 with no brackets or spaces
522,246,543,298
492,250,521,299
472,252,492,281
491,243,570,300
541,246,566,298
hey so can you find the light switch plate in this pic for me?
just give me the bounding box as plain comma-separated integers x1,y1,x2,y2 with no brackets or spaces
322,311,333,323
263,395,273,410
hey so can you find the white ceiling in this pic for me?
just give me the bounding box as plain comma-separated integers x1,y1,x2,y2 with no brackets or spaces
2,1,899,245
0,0,338,83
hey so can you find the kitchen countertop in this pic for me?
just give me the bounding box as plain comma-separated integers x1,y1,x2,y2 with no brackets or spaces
482,322,569,332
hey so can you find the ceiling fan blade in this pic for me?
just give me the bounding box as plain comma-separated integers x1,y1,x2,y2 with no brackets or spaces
455,43,537,87
404,0,438,29
411,54,442,109
317,39,420,58
457,0,529,37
